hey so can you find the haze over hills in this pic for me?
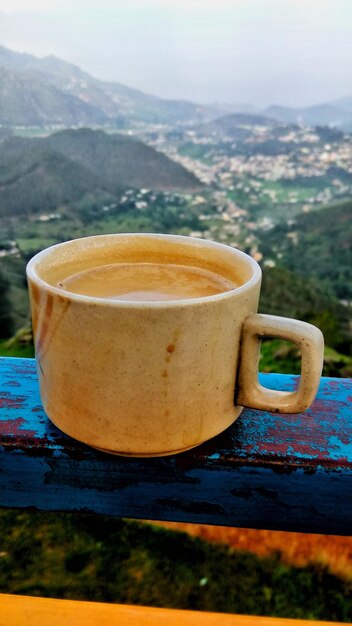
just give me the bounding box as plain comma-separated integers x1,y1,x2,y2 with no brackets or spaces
0,129,202,216
0,46,218,127
263,101,352,131
0,46,351,130
0,66,106,127
208,98,352,131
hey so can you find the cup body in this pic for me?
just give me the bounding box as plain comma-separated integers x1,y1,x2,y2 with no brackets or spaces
27,233,261,456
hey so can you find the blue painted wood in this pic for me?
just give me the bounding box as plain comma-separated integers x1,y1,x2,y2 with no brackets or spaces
0,357,351,535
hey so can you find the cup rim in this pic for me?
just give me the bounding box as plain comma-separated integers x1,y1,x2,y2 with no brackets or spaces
26,233,262,308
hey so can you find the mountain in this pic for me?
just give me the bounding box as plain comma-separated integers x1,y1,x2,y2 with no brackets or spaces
209,103,259,115
263,103,352,131
0,45,218,127
0,129,202,216
331,96,352,114
0,66,107,126
2,45,351,130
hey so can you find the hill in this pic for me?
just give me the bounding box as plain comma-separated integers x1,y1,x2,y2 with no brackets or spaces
263,103,352,131
0,129,202,217
259,200,352,303
44,129,202,193
0,45,218,127
0,139,106,217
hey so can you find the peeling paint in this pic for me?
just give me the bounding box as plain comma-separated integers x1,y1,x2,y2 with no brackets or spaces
0,417,36,438
0,395,26,409
0,358,352,535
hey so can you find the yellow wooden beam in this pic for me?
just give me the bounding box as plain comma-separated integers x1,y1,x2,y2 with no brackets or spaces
0,594,347,626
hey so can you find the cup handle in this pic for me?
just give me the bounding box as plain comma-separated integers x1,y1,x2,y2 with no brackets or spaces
236,313,324,413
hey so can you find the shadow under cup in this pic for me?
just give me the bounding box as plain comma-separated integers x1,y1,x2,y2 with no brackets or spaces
26,233,321,457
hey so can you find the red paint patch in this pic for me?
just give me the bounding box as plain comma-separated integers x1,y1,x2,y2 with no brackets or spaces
0,417,36,438
0,395,26,409
324,379,347,395
167,344,175,353
240,392,352,467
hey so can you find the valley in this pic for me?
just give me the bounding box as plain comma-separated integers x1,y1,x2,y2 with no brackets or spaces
0,122,351,376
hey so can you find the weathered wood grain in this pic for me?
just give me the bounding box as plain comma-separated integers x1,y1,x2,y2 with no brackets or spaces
0,357,351,535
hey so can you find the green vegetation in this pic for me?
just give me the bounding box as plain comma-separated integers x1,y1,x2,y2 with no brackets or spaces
0,195,350,374
259,265,352,374
0,510,351,621
16,238,58,255
178,142,215,164
260,340,352,378
0,255,29,331
0,326,34,357
227,176,329,221
259,265,351,355
259,200,352,301
0,269,13,338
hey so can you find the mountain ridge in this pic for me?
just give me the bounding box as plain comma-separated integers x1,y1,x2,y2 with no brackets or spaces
0,45,218,126
1,45,351,130
0,65,107,126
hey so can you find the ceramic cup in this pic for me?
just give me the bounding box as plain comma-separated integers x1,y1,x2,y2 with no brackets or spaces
26,233,324,457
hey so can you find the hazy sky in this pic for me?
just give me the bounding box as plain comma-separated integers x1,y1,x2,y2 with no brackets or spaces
0,0,351,107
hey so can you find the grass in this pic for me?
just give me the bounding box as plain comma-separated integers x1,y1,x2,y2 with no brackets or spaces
155,522,352,583
0,510,351,621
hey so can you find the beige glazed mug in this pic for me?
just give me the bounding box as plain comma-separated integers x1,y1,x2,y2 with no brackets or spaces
26,233,324,457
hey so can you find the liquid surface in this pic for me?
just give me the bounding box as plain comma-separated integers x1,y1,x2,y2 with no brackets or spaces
58,262,236,301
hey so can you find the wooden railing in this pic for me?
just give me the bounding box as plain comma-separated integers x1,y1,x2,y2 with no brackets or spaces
0,356,351,624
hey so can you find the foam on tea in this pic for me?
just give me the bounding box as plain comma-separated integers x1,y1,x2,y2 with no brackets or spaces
58,262,236,301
